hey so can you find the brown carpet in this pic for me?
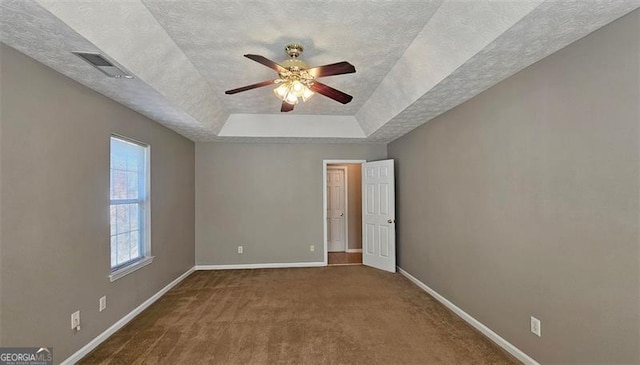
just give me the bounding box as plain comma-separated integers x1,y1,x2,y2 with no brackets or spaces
80,266,518,364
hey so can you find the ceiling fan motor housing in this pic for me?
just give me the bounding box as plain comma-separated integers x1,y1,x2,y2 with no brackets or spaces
283,43,309,70
281,58,310,70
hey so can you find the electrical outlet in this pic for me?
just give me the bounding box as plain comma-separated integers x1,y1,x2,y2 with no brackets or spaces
237,246,243,254
99,296,107,312
310,245,315,252
71,311,81,331
530,316,541,337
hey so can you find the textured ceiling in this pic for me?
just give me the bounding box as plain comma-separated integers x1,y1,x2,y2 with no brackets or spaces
1,0,639,143
142,0,443,116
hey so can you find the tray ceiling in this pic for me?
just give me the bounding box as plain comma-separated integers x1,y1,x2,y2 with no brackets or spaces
1,0,638,143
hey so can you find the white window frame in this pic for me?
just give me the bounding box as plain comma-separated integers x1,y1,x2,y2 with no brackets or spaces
109,134,153,282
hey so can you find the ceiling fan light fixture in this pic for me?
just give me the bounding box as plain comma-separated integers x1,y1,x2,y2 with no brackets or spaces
302,87,314,102
285,90,299,105
274,83,289,99
273,79,314,105
291,80,305,95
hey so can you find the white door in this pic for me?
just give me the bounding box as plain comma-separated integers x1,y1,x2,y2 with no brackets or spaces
362,160,396,272
327,168,346,252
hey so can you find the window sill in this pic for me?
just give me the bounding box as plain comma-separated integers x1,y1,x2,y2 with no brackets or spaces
109,256,154,282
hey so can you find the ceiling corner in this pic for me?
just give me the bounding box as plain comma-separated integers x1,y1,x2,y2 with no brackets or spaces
35,0,229,135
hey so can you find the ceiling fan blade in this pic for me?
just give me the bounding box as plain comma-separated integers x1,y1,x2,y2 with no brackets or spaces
307,61,356,78
225,80,276,94
281,101,295,112
244,54,287,73
310,82,353,104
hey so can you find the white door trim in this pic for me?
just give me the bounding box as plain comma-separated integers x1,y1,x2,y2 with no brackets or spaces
327,166,348,252
322,159,366,266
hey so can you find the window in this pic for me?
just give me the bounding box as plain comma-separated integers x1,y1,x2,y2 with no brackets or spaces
109,135,152,281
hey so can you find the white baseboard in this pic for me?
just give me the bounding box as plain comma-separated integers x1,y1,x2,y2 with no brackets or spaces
61,267,195,365
345,249,362,253
196,262,325,270
397,267,539,365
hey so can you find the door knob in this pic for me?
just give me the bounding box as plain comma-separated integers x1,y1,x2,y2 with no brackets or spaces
387,218,395,224
340,212,344,216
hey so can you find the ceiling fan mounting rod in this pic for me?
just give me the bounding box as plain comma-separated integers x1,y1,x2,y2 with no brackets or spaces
285,43,304,58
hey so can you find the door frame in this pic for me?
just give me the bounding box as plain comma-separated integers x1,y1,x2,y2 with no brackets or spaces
322,159,366,266
327,166,348,253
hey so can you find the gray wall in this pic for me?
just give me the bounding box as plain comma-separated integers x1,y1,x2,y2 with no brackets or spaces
388,10,639,364
196,143,385,265
0,44,195,363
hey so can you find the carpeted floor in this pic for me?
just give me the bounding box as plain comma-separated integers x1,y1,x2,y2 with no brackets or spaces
80,266,518,364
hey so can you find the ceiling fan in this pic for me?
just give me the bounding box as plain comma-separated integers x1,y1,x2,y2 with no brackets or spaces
225,43,356,112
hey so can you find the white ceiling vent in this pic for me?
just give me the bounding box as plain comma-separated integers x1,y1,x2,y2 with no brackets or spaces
72,52,133,79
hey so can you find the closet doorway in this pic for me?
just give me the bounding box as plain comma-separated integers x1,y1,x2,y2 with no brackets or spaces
324,161,364,266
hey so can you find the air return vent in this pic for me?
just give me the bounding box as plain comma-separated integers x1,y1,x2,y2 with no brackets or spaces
72,52,133,79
